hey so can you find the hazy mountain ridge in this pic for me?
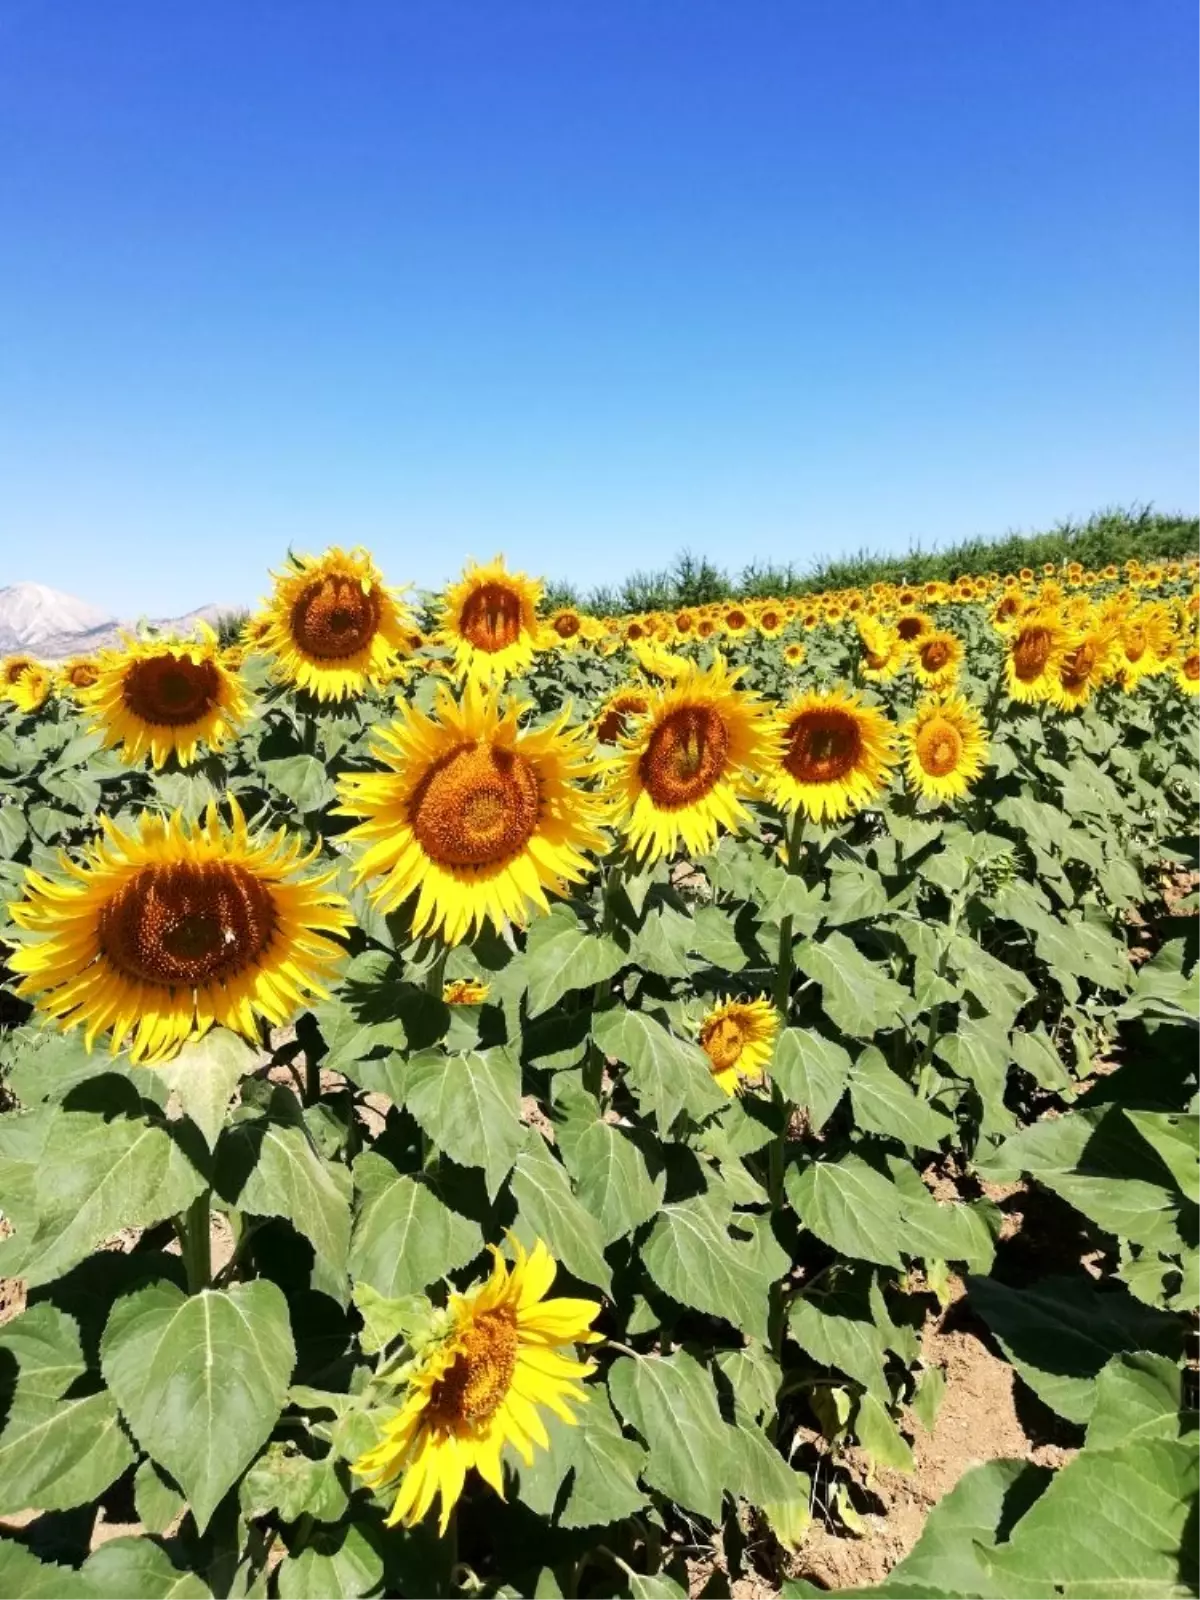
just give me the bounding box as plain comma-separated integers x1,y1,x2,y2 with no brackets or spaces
0,583,231,660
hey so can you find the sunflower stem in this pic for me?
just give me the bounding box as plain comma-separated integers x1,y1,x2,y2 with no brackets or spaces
301,712,317,754
425,944,449,999
180,1189,212,1293
304,1050,322,1106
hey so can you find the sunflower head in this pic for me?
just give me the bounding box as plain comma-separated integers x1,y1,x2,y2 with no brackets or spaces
547,607,584,648
900,694,988,804
8,663,53,713
1049,622,1119,710
721,604,750,637
2,654,37,689
700,997,778,1094
912,630,963,689
436,557,545,685
336,680,608,945
783,641,805,667
1005,611,1069,703
895,610,933,644
857,621,905,682
443,977,491,1006
767,688,895,823
7,796,352,1063
352,1236,599,1536
1175,649,1200,695
83,629,248,768
756,604,786,638
58,656,102,695
261,546,413,701
594,687,651,745
608,655,773,862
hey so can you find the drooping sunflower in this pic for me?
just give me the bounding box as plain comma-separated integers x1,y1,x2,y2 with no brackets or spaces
607,655,773,862
352,1236,600,1535
899,694,988,804
58,655,102,695
594,687,651,745
767,688,895,823
6,797,352,1063
336,680,608,945
437,557,545,685
443,977,491,1006
912,630,964,690
1004,612,1070,703
261,546,413,701
83,629,248,768
699,997,778,1094
1048,622,1120,711
8,663,53,713
1114,607,1174,691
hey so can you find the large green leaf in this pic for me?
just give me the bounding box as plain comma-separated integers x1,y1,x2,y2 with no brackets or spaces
81,1537,212,1599
787,1154,905,1268
511,1391,648,1528
643,1195,784,1341
399,1046,523,1198
0,1542,91,1599
149,1031,258,1150
788,1276,890,1402
771,1029,850,1131
0,1377,135,1517
848,1047,955,1150
348,1152,481,1298
966,1274,1184,1424
592,1008,726,1130
887,1457,1051,1598
793,932,914,1038
607,1352,730,1520
521,907,626,1018
101,1278,296,1532
510,1134,613,1293
1086,1352,1193,1451
561,1120,664,1244
275,1525,383,1600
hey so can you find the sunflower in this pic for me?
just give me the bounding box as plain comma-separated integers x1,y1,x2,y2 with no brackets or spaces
222,645,246,672
721,604,751,638
8,664,52,713
699,997,778,1094
673,608,696,637
1175,648,1200,695
894,610,933,644
767,689,895,823
352,1236,600,1535
242,613,274,651
336,680,607,945
1048,622,1119,711
783,641,805,667
443,977,491,1005
912,630,964,690
1004,612,1070,703
1115,608,1174,690
2,654,36,690
83,629,248,768
899,695,988,804
756,603,787,638
547,608,584,648
261,546,412,701
607,656,773,862
857,622,905,683
435,557,546,685
991,593,1024,632
6,797,351,1064
695,615,719,642
594,687,651,745
58,656,102,695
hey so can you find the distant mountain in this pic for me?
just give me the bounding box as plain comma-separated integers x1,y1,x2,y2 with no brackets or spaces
0,583,234,660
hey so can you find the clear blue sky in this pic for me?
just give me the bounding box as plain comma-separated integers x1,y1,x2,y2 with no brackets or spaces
1,1,1195,616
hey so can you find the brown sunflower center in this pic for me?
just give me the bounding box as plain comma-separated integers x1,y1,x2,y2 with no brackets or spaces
1183,652,1200,682
553,612,581,639
702,1016,745,1072
914,718,963,777
291,575,382,661
410,741,541,867
782,709,862,785
69,663,100,688
460,583,523,654
1012,627,1053,681
428,1310,518,1428
122,654,221,727
897,615,924,640
1060,642,1097,691
1122,627,1147,663
98,862,276,988
725,609,747,630
697,618,717,638
639,703,730,809
761,610,781,629
920,639,952,672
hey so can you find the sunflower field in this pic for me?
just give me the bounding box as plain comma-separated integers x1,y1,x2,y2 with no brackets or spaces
0,547,1197,1600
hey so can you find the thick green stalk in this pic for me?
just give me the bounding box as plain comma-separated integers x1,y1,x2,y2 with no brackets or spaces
181,1189,212,1294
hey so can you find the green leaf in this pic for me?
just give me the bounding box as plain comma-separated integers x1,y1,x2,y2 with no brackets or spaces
593,1008,726,1130
981,1438,1198,1598
80,1537,212,1599
240,1440,349,1524
854,1391,914,1472
399,1046,522,1199
771,1029,850,1131
0,1302,122,1521
1087,1352,1192,1451
134,1458,187,1536
215,1100,353,1289
793,932,914,1038
0,1541,91,1599
561,1120,664,1244
275,1524,383,1600
688,905,750,973
787,1154,905,1268
522,908,626,1018
848,1047,955,1150
788,1274,890,1402
149,1030,258,1149
510,1134,613,1293
1033,914,1132,996
607,1352,730,1520
1125,1112,1200,1205
966,1274,1185,1424
511,1391,648,1528
888,1457,1050,1598
261,754,336,812
644,1196,783,1341
101,1278,296,1533
3,1084,206,1287
715,1344,780,1426
349,1152,481,1298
